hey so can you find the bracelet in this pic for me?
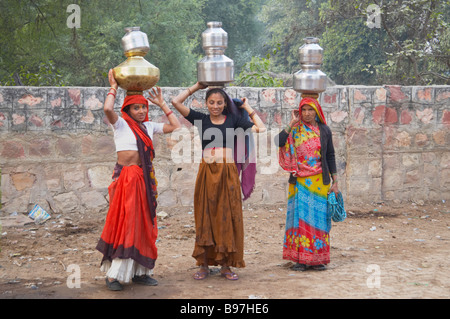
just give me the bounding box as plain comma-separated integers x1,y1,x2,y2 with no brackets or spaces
285,125,291,132
187,87,193,96
107,92,116,98
165,110,173,117
109,87,117,93
249,110,256,118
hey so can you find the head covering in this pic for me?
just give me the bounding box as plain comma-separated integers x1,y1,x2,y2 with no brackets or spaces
299,97,327,125
205,88,256,200
278,97,326,178
121,94,149,119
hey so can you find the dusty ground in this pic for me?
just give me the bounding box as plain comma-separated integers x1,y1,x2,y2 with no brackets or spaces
0,201,449,300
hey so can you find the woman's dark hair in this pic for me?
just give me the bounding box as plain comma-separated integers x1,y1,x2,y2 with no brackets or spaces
122,105,130,115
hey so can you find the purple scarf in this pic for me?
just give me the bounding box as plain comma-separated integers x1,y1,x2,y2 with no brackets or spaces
219,91,256,200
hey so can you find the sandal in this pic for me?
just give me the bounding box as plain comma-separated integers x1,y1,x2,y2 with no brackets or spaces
220,267,239,281
312,264,327,271
193,266,209,280
291,263,308,272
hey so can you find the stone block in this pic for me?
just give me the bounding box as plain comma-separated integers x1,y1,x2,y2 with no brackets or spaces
368,160,382,178
374,87,387,103
404,169,420,186
440,110,450,124
435,87,450,103
440,153,450,168
157,189,178,207
52,192,79,213
63,168,85,190
11,172,36,191
0,88,13,108
353,88,372,103
416,108,434,124
400,109,413,125
260,88,280,108
414,133,428,147
67,88,82,107
81,191,108,211
48,87,66,109
439,168,450,187
412,87,433,104
330,110,348,124
372,105,386,125
432,130,448,146
394,131,412,148
384,107,398,124
322,87,340,109
56,136,80,157
0,109,10,131
1,140,25,159
352,107,365,125
10,110,27,132
386,85,410,104
282,89,300,109
17,88,46,109
383,168,403,190
402,153,420,168
87,165,113,189
177,187,195,206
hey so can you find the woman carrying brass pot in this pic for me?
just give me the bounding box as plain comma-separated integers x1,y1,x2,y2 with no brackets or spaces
96,69,180,291
171,82,266,281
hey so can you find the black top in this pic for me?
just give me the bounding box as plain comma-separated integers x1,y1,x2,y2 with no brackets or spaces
274,123,337,185
185,109,254,150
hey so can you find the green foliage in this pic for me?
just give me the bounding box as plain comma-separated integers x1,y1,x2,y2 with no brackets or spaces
1,60,66,86
259,0,327,74
234,56,284,87
0,0,448,87
319,0,450,85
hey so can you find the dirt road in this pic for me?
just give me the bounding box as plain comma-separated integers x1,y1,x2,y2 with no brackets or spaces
0,201,449,300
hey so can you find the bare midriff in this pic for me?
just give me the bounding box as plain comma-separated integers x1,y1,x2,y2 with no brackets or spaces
202,147,234,163
117,150,141,166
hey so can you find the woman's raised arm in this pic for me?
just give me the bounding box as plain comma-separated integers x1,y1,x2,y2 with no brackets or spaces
104,69,119,125
171,82,207,117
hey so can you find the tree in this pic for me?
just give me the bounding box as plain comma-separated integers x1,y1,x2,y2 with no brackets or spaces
0,0,207,87
321,0,450,85
259,0,327,75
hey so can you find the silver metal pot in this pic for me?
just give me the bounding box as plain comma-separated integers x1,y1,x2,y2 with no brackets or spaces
293,37,327,94
121,27,150,54
197,22,234,87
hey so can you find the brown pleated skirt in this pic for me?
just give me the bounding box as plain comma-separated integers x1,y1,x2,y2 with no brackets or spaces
192,159,245,268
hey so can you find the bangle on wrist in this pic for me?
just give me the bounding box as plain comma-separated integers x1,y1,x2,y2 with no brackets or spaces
285,125,291,132
249,110,256,118
110,87,117,93
165,110,173,117
107,92,116,98
187,87,193,96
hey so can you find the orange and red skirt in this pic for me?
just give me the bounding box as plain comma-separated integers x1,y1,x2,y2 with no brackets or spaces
96,164,158,270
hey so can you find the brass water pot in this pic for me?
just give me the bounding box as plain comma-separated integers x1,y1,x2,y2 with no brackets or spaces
113,27,160,95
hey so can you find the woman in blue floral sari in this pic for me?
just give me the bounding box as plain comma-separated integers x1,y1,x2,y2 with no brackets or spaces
276,97,339,271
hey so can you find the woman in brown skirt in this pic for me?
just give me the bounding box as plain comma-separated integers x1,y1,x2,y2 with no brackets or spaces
172,82,266,280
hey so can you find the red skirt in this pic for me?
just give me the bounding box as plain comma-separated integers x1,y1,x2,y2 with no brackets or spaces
96,165,158,269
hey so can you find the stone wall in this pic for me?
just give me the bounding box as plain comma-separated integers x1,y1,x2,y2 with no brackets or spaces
0,85,449,216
